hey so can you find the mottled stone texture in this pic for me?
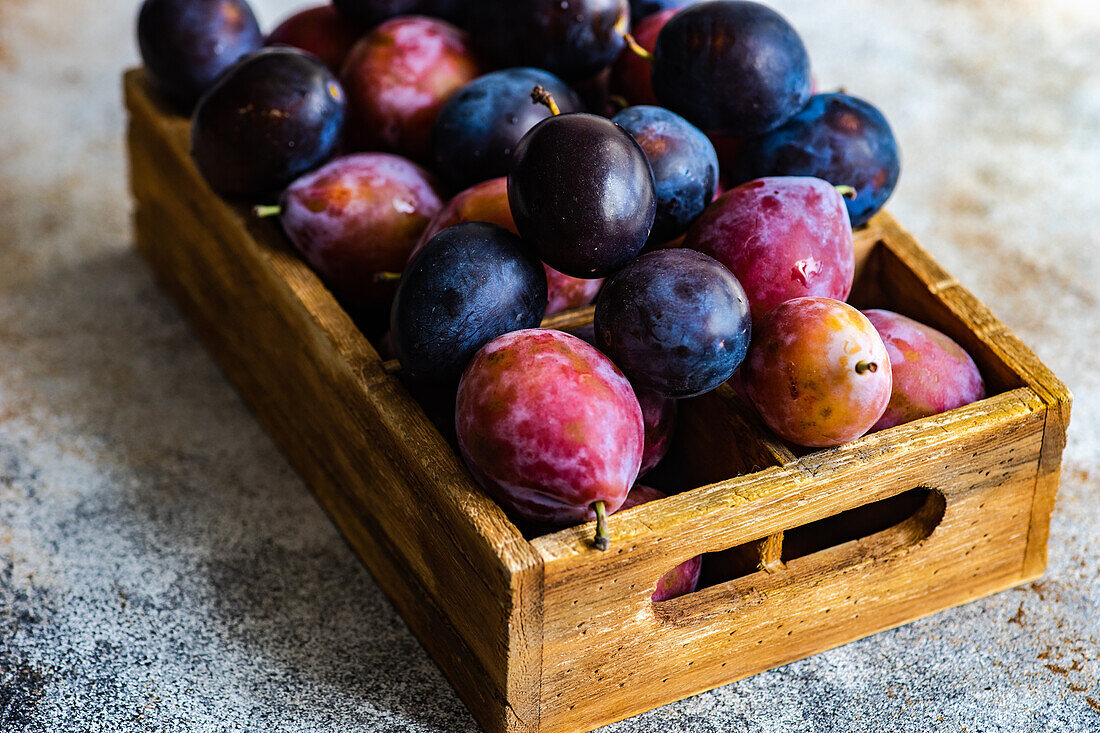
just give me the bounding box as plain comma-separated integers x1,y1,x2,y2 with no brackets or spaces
1,1,1099,730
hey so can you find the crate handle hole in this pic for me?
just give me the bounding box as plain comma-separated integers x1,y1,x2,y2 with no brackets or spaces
651,487,945,616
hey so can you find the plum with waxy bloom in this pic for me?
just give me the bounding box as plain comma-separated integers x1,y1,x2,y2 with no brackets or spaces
864,310,986,431
268,153,443,315
684,177,854,323
743,297,892,447
341,16,482,161
410,178,604,316
456,330,644,543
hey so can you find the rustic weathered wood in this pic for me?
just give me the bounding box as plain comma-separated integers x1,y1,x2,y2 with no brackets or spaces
125,67,1070,733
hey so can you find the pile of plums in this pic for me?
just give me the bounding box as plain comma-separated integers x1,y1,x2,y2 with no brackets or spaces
138,0,986,587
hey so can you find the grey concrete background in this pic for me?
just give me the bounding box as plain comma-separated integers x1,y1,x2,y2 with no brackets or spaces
1,0,1098,730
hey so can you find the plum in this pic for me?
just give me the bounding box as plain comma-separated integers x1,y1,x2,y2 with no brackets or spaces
595,249,751,398
638,391,677,475
191,48,346,197
468,0,631,82
652,1,812,137
509,113,657,278
621,485,701,600
743,297,892,447
340,16,482,161
864,310,986,431
613,105,719,245
456,329,644,548
609,8,677,107
432,68,583,191
267,5,361,74
391,223,547,382
137,0,263,104
259,153,443,315
684,177,854,323
734,93,901,227
568,323,677,474
410,178,603,316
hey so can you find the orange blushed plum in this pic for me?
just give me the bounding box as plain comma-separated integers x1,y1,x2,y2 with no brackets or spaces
621,485,700,601
340,16,481,162
274,153,443,316
411,178,604,316
456,330,644,531
684,177,854,323
744,297,892,448
864,310,986,431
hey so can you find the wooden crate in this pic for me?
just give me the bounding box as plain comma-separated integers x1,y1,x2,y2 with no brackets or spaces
124,68,1071,733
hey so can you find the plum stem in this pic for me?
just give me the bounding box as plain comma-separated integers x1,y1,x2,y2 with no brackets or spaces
622,32,654,62
608,94,630,112
855,360,879,374
373,271,402,283
531,85,561,116
835,185,858,199
592,501,610,551
253,204,282,218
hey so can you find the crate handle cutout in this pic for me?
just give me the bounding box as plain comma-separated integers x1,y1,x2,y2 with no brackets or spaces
651,487,946,621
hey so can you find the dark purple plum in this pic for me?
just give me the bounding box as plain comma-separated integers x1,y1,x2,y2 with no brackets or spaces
468,0,630,81
137,0,263,104
629,0,699,24
266,5,360,74
509,113,656,278
432,68,584,191
613,106,718,245
595,249,751,398
652,1,812,137
331,0,422,26
734,93,901,227
191,48,346,197
391,222,547,382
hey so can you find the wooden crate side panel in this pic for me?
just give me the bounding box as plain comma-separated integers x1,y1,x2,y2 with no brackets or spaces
872,214,1072,579
532,389,1045,733
125,71,544,733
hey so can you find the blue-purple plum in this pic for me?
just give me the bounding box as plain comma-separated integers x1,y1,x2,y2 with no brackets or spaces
191,48,345,197
652,1,812,137
390,222,547,382
469,0,631,81
613,106,719,245
432,68,584,191
595,249,751,398
137,0,263,104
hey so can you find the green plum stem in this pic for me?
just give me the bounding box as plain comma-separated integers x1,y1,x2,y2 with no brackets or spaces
835,185,858,199
855,360,879,374
623,32,654,62
592,501,610,551
253,204,282,218
373,271,402,284
530,85,561,116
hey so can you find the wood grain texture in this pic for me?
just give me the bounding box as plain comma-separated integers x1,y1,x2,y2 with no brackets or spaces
125,66,1070,733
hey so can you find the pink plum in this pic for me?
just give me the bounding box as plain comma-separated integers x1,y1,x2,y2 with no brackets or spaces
864,310,986,431
266,5,361,74
411,178,604,316
621,485,701,601
684,177,854,323
270,153,443,316
638,390,677,475
340,16,482,161
456,329,644,546
743,297,892,447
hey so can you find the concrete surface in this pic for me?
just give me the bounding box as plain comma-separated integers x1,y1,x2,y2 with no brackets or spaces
1,1,1098,730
